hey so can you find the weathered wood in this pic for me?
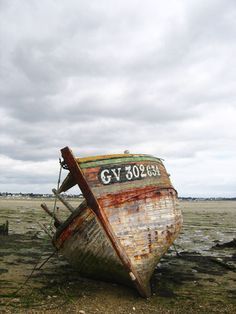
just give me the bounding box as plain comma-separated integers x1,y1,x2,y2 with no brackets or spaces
59,159,171,195
53,206,130,285
52,188,75,213
41,203,62,227
60,146,148,297
48,147,182,298
79,155,162,169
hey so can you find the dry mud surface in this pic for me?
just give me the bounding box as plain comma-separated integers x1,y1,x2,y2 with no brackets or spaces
0,198,235,313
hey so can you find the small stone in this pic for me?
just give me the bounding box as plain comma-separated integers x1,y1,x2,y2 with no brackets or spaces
79,311,85,314
12,298,20,303
132,307,136,311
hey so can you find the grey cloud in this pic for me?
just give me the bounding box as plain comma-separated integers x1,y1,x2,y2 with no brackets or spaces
0,0,236,195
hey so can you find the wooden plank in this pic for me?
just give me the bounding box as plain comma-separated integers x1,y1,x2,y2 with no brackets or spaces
76,153,157,164
57,157,170,195
54,207,131,285
52,188,75,213
60,146,150,298
79,155,162,169
101,188,182,285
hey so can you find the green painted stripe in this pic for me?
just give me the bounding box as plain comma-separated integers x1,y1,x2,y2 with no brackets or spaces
79,156,162,169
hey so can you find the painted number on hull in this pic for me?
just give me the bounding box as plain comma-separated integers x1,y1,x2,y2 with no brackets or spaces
99,164,161,185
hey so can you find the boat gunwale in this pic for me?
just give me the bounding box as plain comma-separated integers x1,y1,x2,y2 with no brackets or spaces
77,154,163,166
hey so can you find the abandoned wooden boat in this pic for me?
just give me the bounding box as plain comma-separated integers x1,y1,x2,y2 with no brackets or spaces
41,146,182,298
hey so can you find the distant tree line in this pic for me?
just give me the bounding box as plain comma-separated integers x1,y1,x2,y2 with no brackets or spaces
0,192,83,198
0,192,235,201
179,197,236,201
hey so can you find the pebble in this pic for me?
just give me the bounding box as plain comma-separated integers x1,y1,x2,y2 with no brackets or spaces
79,311,85,314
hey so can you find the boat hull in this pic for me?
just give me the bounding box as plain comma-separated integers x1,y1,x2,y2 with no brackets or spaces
51,148,183,297
53,204,131,285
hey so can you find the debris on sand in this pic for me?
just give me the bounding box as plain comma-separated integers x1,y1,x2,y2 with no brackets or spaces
0,220,9,235
212,238,236,249
210,257,236,271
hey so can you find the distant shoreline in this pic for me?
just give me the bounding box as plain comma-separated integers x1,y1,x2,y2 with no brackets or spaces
0,193,235,201
179,197,236,201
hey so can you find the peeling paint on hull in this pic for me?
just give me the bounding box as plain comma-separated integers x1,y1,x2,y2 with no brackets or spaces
43,147,183,298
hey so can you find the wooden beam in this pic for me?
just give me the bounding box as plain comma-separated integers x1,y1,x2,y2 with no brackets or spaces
38,221,53,239
60,146,149,298
41,203,62,227
52,188,75,213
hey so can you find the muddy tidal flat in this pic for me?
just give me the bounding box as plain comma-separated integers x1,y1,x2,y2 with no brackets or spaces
0,198,235,313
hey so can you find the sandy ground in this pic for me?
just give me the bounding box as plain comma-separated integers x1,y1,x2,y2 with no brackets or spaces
0,198,235,313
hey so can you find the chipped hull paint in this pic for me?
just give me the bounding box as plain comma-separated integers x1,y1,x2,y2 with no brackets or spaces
51,147,183,297
53,205,131,285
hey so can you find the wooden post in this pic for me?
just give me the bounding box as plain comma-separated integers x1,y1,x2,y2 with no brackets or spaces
0,220,8,236
52,188,75,213
41,203,62,227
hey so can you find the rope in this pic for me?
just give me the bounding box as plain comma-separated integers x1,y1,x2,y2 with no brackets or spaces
53,160,63,212
12,250,58,297
50,160,63,228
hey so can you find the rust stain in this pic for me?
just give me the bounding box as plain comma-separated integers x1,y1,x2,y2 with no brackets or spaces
98,186,176,208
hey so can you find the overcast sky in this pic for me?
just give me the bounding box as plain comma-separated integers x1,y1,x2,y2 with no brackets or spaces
0,0,236,197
